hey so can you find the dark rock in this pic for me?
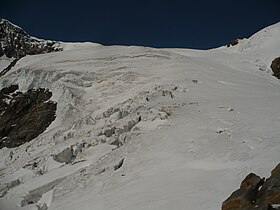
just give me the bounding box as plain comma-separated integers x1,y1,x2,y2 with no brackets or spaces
227,39,239,47
0,19,62,59
241,173,262,189
222,188,256,210
0,85,57,149
271,163,280,178
258,174,280,205
222,176,264,210
270,57,280,79
253,204,274,210
222,163,280,210
0,84,18,94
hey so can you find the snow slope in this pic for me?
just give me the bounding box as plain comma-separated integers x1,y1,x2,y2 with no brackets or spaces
0,22,280,210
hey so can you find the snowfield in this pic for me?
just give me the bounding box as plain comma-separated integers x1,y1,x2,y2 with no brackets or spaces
0,22,280,210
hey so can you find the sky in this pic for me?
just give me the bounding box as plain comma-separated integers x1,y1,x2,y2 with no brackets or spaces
1,0,280,49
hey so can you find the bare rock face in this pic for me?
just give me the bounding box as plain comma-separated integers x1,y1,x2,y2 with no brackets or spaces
0,19,62,58
271,163,280,178
0,85,57,148
226,38,244,47
222,174,264,210
271,57,280,79
222,164,280,210
258,164,280,205
222,188,256,210
227,39,239,47
240,173,262,189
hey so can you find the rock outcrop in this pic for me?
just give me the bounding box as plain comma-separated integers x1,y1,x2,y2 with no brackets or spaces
0,85,57,148
240,173,262,189
0,19,62,58
227,38,239,47
271,57,280,79
258,164,280,206
222,164,280,210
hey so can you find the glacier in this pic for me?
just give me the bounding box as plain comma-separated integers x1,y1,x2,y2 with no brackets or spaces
0,21,280,210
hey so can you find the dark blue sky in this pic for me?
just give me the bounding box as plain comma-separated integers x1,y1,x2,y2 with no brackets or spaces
1,0,280,49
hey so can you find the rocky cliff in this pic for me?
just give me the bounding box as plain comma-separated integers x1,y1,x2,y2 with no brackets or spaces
0,85,57,149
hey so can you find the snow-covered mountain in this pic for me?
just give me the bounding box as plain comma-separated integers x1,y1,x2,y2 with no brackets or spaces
0,20,279,210
0,19,61,59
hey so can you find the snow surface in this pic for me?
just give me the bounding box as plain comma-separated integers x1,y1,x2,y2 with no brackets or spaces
0,22,280,210
0,56,13,72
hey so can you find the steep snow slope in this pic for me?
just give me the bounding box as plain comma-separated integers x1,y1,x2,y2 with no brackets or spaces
168,22,280,74
0,22,280,210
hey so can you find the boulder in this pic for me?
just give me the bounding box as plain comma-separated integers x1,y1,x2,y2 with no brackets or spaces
270,57,280,79
241,173,262,189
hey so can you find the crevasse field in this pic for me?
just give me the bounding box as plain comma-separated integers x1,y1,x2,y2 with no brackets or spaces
0,22,280,210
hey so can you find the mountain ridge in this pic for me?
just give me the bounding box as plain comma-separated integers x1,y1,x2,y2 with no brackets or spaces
0,18,62,59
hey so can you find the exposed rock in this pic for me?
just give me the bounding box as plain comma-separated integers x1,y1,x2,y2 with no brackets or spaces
227,38,239,47
222,177,264,210
0,18,62,59
241,173,262,189
222,188,255,210
271,163,280,178
253,204,274,210
222,164,280,210
0,85,57,148
258,174,280,205
270,57,280,79
226,37,246,47
0,84,18,94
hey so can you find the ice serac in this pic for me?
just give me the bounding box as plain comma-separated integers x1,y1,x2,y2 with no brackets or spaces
0,18,62,58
